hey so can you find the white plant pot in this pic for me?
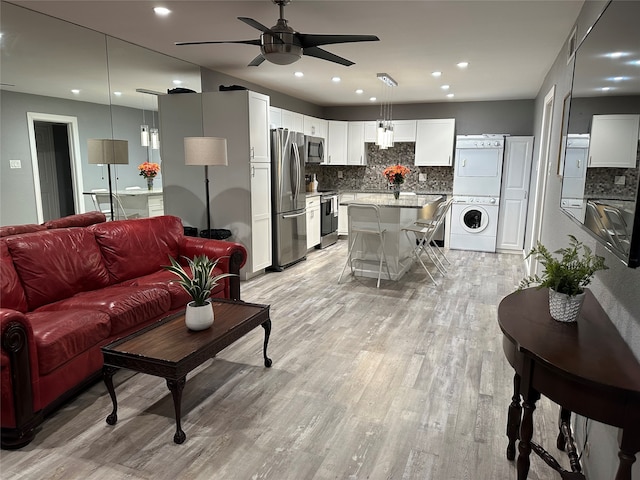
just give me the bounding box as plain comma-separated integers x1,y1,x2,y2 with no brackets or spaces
548,289,586,323
185,300,214,331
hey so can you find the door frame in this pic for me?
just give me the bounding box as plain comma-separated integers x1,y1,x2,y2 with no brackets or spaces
525,85,555,276
27,112,85,223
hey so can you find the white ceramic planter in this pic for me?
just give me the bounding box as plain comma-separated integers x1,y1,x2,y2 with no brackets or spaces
548,289,586,323
185,300,214,331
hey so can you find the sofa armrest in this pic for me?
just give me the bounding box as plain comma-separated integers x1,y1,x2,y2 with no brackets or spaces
1,309,39,443
177,237,248,301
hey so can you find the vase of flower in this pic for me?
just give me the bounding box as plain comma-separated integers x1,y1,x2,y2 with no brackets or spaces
138,161,161,191
383,164,410,200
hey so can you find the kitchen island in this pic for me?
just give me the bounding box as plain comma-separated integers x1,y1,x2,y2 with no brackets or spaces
340,193,444,282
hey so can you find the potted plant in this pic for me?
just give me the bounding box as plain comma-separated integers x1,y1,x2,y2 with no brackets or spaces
164,255,236,330
519,235,607,322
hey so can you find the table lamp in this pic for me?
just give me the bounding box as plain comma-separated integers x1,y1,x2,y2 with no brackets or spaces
88,139,129,221
184,137,228,238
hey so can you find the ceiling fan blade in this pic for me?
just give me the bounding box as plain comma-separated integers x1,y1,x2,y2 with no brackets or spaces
248,54,266,67
297,34,380,48
238,17,276,34
176,39,261,46
303,46,354,67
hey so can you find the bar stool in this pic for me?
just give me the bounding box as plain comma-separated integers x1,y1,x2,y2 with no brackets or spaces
338,203,391,288
414,197,453,271
402,223,439,285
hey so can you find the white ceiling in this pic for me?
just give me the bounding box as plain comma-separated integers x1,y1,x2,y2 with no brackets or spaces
4,0,585,108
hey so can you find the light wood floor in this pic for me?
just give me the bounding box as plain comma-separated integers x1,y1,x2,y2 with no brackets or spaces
0,240,570,479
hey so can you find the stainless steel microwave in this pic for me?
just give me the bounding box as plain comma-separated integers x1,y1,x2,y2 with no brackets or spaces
303,135,325,164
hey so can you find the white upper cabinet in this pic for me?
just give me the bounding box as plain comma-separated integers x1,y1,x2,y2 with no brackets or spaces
282,109,304,133
348,121,366,165
364,121,378,143
588,114,640,168
415,118,456,166
304,115,328,139
392,120,417,142
326,120,348,165
269,106,282,129
248,91,270,163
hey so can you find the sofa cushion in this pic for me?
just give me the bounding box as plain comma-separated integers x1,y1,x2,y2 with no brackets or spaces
90,216,183,284
36,286,171,336
44,211,106,229
28,310,111,375
125,268,226,310
6,229,111,310
0,241,28,312
0,224,46,238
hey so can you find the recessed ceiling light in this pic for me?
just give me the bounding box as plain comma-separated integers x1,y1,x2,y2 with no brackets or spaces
601,87,611,92
154,7,171,16
628,59,640,66
369,97,377,102
606,52,624,58
355,89,364,94
441,85,450,90
172,80,182,85
431,71,442,77
457,62,469,68
294,71,304,77
446,93,455,98
331,76,341,83
113,91,122,96
71,89,80,94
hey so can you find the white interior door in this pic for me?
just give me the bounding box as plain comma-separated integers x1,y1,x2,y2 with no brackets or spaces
497,136,534,251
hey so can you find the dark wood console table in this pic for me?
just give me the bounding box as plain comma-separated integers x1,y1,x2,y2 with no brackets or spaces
498,288,640,480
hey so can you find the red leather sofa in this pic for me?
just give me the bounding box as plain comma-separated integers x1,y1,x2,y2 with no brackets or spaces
0,215,247,449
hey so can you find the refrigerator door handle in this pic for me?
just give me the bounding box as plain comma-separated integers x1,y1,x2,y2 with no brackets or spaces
292,142,302,203
282,211,306,219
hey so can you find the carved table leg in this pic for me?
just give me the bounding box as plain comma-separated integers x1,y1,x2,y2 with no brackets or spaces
615,430,639,480
517,389,541,480
262,319,273,368
103,365,119,425
507,373,522,461
557,407,571,451
166,377,186,444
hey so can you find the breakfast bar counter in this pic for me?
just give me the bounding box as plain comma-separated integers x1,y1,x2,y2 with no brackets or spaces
340,194,444,281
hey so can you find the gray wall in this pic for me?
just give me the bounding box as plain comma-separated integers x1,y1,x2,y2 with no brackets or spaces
0,90,160,225
530,1,640,478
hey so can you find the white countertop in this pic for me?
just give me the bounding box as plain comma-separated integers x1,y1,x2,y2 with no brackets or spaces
340,193,444,209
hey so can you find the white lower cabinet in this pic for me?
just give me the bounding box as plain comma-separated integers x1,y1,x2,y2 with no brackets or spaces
306,196,321,249
250,162,272,271
338,192,355,235
147,195,164,217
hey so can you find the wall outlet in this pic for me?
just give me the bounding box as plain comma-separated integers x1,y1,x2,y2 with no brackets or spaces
9,159,22,169
338,170,343,179
418,173,427,182
614,175,626,185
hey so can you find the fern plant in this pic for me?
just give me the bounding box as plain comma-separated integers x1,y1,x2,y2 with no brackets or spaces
519,235,607,296
164,255,236,306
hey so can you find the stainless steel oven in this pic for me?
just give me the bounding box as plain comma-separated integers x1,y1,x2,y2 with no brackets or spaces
319,192,338,248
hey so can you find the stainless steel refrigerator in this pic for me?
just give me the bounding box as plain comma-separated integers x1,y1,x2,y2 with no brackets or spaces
271,128,307,271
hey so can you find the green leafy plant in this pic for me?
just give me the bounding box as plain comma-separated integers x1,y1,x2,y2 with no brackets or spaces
519,235,608,296
164,255,236,306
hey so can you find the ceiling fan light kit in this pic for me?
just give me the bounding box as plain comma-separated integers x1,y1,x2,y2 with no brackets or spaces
176,0,379,67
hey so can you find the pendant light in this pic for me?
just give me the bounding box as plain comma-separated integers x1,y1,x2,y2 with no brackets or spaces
375,73,397,149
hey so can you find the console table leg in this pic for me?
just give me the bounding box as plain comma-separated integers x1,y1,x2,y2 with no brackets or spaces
517,391,540,480
507,373,522,461
261,319,272,368
615,431,639,480
103,366,119,425
166,377,186,444
557,408,571,451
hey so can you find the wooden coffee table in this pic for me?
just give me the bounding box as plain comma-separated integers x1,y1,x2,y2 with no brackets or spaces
101,299,271,444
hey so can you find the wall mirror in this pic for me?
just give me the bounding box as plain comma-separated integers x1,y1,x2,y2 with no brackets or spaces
560,0,640,268
0,2,201,224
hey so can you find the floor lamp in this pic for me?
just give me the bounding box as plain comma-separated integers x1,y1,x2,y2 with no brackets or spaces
184,137,228,238
88,139,129,221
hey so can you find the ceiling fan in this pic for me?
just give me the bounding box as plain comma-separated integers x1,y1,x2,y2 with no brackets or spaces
175,0,380,67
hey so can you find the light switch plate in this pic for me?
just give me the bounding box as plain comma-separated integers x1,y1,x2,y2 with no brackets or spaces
9,159,21,169
418,173,427,182
614,175,626,185
338,170,343,179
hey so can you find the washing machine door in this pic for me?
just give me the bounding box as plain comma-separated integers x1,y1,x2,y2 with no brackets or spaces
461,206,489,233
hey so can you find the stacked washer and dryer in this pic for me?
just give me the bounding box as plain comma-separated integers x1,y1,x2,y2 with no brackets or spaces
450,135,505,253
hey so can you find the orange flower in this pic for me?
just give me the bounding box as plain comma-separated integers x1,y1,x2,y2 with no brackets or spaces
383,164,410,184
138,162,160,178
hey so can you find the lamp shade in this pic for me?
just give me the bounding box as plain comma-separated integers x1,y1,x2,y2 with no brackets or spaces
184,137,228,166
88,139,129,165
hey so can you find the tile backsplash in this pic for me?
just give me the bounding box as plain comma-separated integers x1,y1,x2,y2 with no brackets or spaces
584,143,639,200
307,142,453,193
